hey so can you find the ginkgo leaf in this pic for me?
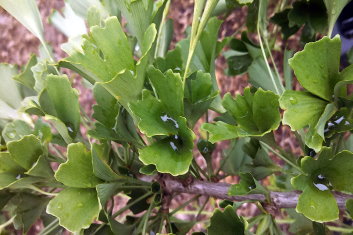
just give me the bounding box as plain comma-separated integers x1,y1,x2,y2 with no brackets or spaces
289,36,341,101
0,152,24,173
91,143,122,181
207,205,245,235
13,54,37,89
39,75,80,140
0,64,22,109
97,24,157,113
296,180,338,222
25,155,54,178
92,83,120,128
280,90,337,151
55,143,102,188
114,0,153,45
324,0,351,36
228,173,256,196
291,148,353,222
130,90,178,137
138,117,194,176
7,135,43,170
60,17,157,114
0,172,18,190
47,188,101,232
148,67,184,117
60,17,134,84
184,71,218,126
279,36,351,151
304,103,337,152
2,120,32,143
280,91,327,131
202,88,280,143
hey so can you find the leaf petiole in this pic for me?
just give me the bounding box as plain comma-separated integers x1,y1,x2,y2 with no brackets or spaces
112,191,153,218
260,141,303,173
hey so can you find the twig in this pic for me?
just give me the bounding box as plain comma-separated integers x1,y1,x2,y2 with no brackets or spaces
142,194,156,235
159,175,353,208
0,216,15,232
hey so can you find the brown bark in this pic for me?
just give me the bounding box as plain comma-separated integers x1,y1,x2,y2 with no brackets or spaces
159,175,353,208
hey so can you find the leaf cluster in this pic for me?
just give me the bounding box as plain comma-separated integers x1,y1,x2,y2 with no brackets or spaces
1,0,353,234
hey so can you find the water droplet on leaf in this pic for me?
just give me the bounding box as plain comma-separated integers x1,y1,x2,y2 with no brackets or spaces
289,97,297,105
134,44,140,52
313,183,329,191
202,147,209,154
327,122,334,128
313,173,332,191
6,131,16,139
334,116,344,125
169,141,178,151
160,114,179,129
166,135,183,152
308,149,316,157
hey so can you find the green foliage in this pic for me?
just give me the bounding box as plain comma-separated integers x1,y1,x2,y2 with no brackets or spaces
324,0,352,36
272,0,328,42
1,0,353,234
7,135,42,170
207,205,245,235
130,66,195,175
55,143,102,188
202,88,280,142
228,173,256,195
292,148,353,222
47,188,101,232
280,36,353,151
39,75,81,143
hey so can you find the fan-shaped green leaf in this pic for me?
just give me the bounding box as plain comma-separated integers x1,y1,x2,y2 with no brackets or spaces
60,17,134,84
91,143,122,181
207,205,245,235
55,143,102,188
0,64,22,110
139,117,194,176
291,148,353,222
296,182,338,222
148,67,184,117
324,0,351,36
39,75,80,140
130,90,178,137
47,188,101,232
7,135,42,170
202,88,280,143
228,173,256,196
289,36,341,101
2,120,32,143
